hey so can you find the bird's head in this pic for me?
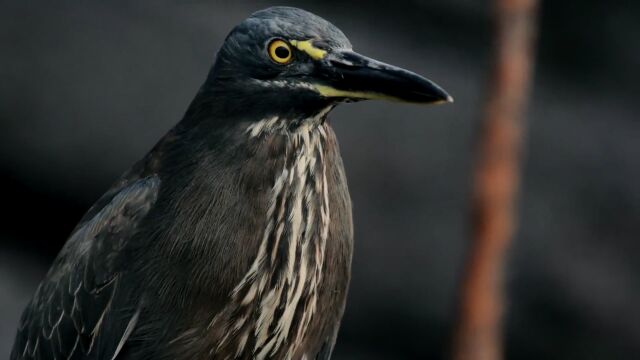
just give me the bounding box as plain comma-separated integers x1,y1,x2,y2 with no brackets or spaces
207,6,452,121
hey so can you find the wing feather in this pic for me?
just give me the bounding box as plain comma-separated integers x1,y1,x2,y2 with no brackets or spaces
11,176,160,360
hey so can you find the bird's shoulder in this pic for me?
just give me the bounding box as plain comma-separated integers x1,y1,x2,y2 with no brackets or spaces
11,175,160,360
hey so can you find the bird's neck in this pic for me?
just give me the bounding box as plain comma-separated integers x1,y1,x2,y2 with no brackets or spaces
139,102,345,356
201,111,334,357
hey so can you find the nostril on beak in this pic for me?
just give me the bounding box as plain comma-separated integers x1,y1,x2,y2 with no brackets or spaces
327,51,368,70
329,59,360,70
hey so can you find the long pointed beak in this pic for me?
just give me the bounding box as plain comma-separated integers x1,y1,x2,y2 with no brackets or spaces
312,50,453,104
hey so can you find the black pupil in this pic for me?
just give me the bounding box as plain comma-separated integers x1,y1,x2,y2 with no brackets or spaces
275,46,290,59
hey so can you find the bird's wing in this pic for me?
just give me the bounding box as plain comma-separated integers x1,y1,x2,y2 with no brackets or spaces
11,176,160,360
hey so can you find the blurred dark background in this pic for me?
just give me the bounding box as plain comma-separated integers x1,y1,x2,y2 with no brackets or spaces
1,0,638,358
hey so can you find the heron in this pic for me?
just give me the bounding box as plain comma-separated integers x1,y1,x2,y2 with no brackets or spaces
12,6,451,360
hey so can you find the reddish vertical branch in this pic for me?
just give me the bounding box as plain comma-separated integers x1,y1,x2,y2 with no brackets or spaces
452,1,538,360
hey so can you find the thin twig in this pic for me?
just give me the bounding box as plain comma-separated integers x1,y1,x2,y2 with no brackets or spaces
452,1,539,359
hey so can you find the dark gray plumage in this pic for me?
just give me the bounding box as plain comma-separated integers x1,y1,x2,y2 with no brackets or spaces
11,6,450,360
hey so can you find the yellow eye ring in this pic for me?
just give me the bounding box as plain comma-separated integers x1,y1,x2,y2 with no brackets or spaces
268,39,293,64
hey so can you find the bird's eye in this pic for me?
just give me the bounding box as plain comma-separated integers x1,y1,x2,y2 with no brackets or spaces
268,39,293,64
